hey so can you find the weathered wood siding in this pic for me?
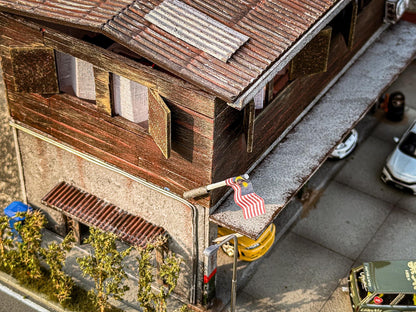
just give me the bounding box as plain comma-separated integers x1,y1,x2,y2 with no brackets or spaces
210,0,386,205
0,13,216,206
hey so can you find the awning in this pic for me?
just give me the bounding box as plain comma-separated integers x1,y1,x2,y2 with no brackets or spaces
210,21,416,239
42,181,166,247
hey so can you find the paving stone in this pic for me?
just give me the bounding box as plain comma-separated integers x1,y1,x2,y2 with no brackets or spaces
293,181,392,260
357,208,416,263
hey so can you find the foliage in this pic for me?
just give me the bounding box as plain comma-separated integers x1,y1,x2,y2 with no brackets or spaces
136,236,183,312
7,209,46,279
41,231,75,304
76,227,132,312
0,215,13,268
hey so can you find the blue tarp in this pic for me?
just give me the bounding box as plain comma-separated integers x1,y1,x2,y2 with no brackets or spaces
3,201,32,242
4,201,31,220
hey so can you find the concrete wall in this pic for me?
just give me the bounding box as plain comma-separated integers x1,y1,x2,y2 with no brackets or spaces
409,0,416,12
0,63,20,209
16,130,208,300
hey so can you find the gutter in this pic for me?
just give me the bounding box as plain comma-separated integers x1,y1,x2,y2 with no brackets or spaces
229,0,352,110
9,120,199,305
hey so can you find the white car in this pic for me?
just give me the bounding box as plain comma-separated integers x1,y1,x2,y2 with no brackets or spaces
381,120,416,194
330,129,358,159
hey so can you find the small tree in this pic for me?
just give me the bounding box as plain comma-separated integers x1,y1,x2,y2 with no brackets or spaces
41,231,75,304
136,237,183,312
8,209,46,279
76,228,132,312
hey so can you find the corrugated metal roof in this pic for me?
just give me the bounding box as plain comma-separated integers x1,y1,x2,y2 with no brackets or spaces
42,181,167,247
0,0,340,105
144,0,249,62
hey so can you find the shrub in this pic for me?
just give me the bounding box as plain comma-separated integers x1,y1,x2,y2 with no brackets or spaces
41,231,75,304
77,228,132,312
136,236,183,312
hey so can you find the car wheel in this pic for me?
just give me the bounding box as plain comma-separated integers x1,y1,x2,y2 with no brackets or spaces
221,242,235,257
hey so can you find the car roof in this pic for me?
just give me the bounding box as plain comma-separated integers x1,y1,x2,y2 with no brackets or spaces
364,260,416,294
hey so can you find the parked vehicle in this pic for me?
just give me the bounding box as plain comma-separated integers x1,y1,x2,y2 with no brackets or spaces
348,260,416,311
330,129,358,159
381,120,416,194
217,223,275,262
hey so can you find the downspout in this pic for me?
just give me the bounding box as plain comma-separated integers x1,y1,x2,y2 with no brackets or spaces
9,120,199,305
11,126,28,204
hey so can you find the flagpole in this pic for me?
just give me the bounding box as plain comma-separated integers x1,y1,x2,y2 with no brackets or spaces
183,174,249,199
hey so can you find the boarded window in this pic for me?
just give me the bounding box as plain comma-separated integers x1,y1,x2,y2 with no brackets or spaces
148,90,171,159
10,47,59,94
55,51,96,102
112,74,149,129
289,27,332,80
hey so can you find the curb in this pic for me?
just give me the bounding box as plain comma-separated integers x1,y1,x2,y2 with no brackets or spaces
0,270,69,312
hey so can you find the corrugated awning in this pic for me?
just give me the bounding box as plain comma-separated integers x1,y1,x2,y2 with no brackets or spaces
210,21,416,239
42,181,166,247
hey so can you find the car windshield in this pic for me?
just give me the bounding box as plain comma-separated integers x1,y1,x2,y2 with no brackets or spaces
399,132,416,158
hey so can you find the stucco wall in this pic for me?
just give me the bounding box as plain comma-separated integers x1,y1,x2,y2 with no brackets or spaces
0,63,20,209
409,0,416,11
16,130,208,300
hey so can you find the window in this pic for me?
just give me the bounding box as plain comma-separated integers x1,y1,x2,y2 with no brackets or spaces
328,1,357,48
112,74,149,129
55,51,96,102
358,0,372,13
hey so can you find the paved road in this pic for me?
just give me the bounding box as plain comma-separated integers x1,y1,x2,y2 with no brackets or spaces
0,282,52,312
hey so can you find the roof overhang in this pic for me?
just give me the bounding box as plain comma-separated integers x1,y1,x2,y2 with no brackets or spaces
210,20,416,239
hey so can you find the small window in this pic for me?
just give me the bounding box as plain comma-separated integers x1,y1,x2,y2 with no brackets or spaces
55,51,96,102
396,293,416,306
112,74,149,130
368,293,399,305
358,0,372,12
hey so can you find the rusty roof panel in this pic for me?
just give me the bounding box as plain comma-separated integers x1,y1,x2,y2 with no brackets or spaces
144,0,250,62
0,0,339,103
42,181,167,247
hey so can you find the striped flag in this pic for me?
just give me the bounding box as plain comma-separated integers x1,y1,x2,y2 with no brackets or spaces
225,176,265,219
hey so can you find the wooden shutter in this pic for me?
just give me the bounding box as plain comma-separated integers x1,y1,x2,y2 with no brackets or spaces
10,47,59,94
244,100,255,153
289,27,332,80
148,90,171,159
94,67,113,115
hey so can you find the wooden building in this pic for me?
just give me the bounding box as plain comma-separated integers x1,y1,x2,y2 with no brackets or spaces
0,0,415,307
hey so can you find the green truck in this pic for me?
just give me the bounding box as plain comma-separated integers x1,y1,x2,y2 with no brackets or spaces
349,260,416,311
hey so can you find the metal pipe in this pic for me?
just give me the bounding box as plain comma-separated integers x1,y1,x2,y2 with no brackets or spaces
213,234,238,312
9,121,199,304
11,126,28,204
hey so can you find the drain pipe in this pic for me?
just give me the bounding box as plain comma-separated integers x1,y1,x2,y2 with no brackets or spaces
9,121,199,305
11,126,28,205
